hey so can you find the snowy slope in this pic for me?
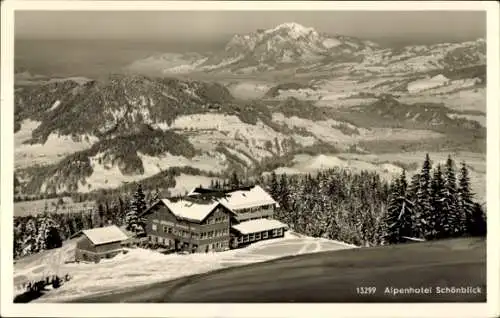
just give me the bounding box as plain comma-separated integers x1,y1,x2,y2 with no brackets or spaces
14,232,356,302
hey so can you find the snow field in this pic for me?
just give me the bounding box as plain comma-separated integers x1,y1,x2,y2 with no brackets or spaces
15,120,98,169
269,154,403,182
14,232,355,302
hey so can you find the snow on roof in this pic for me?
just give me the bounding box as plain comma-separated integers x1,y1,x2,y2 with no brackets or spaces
161,198,220,222
232,218,288,235
82,225,129,246
217,185,278,211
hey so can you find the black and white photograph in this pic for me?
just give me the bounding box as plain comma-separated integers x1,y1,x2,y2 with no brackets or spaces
1,1,499,317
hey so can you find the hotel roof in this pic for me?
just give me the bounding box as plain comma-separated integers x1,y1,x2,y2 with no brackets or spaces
216,185,278,211
231,218,288,235
160,198,221,222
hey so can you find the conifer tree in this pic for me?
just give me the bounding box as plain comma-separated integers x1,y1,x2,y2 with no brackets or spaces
415,153,433,239
13,224,22,258
384,170,414,243
407,172,420,203
430,164,446,239
126,184,147,233
98,203,105,227
278,173,290,212
405,171,421,238
443,155,460,236
457,161,475,235
269,171,279,199
135,184,148,215
36,213,61,251
125,196,140,233
230,171,240,189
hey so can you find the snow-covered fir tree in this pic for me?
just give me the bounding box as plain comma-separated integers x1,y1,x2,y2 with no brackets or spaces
457,161,475,235
125,196,140,233
35,213,61,251
268,171,280,199
23,218,38,255
415,154,433,239
385,170,414,243
126,184,147,233
443,156,460,236
430,164,446,239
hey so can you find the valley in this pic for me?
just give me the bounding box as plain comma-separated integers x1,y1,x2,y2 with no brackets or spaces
14,22,487,209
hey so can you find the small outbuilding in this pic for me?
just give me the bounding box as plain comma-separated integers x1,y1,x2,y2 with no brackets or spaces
75,225,129,263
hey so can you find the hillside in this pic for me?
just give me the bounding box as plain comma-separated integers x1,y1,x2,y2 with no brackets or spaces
69,237,486,303
15,77,485,197
14,232,355,302
14,22,487,200
14,72,486,200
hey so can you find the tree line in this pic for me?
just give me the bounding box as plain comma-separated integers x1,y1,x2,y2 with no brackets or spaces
13,184,154,259
216,154,486,246
13,154,486,259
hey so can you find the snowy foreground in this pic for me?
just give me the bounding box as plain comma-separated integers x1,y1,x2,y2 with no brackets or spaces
13,232,356,302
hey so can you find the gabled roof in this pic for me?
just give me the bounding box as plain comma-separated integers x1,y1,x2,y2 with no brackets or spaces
161,198,220,222
232,218,288,235
217,185,278,211
142,196,232,223
82,225,129,246
143,185,277,221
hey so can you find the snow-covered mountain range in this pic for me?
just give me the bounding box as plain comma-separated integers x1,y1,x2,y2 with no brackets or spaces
127,22,485,77
14,22,487,202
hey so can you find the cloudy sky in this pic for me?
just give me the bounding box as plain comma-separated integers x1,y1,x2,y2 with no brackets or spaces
16,10,485,44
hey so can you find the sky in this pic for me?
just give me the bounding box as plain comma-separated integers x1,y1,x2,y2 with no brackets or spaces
15,11,486,45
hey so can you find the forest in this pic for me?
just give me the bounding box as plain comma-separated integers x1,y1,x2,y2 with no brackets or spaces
13,154,486,259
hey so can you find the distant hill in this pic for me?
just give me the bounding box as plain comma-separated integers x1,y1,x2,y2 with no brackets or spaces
14,74,485,196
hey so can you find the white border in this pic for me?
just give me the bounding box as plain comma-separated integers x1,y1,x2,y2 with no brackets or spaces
1,1,499,317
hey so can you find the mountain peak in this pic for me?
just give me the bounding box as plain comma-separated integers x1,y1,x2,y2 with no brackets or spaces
265,22,318,39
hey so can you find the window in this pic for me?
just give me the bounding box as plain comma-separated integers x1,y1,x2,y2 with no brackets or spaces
238,236,243,243
163,226,169,233
249,233,255,241
167,227,173,234
243,235,249,243
263,231,268,239
272,229,277,237
152,224,158,231
255,233,261,240
277,228,283,236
